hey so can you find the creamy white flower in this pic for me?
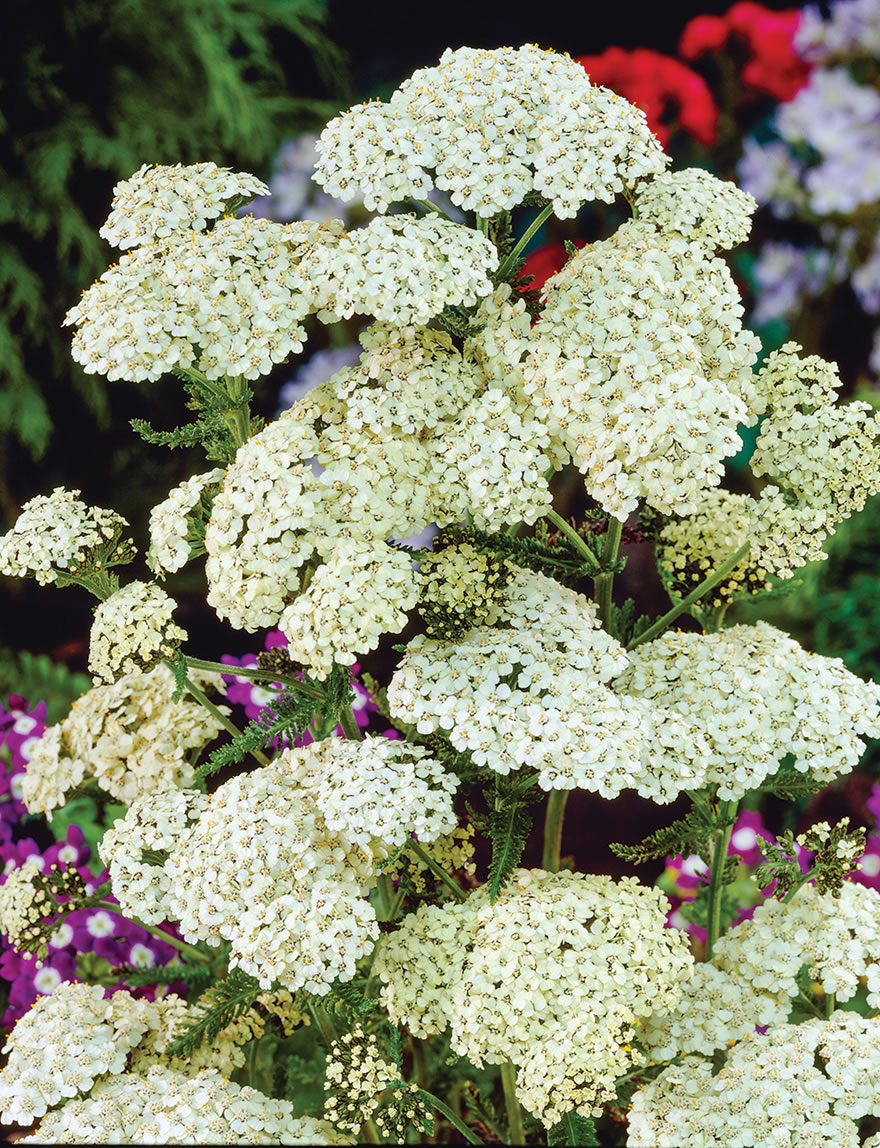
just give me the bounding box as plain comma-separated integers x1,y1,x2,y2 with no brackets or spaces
301,213,498,325
147,468,224,575
0,488,132,585
633,168,757,250
88,581,187,682
99,162,270,249
377,868,691,1124
20,1063,354,1145
522,220,760,518
22,664,226,814
315,44,666,218
618,621,880,800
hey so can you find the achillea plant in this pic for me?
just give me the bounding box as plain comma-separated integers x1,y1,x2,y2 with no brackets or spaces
2,41,880,1147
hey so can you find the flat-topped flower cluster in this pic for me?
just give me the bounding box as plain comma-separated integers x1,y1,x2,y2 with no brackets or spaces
1,37,879,1148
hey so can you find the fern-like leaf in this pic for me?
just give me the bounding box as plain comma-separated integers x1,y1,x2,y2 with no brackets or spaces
487,776,537,902
548,1112,600,1146
165,968,262,1058
610,797,719,865
115,960,217,991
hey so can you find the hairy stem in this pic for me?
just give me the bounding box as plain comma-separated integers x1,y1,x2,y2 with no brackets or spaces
628,542,752,650
184,656,325,700
223,374,251,452
417,1090,485,1145
544,509,600,571
339,703,364,741
704,800,737,961
594,517,624,634
95,902,211,963
541,790,570,873
499,1060,526,1146
181,674,269,767
408,839,467,901
497,202,555,279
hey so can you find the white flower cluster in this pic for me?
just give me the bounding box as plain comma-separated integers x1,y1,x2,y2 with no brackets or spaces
620,621,880,800
314,44,667,217
632,168,757,250
66,215,337,382
323,1025,399,1134
21,1063,354,1145
376,868,692,1125
522,220,761,518
302,213,497,324
142,738,458,991
204,299,554,669
390,563,713,802
749,342,880,575
279,541,418,678
88,580,187,682
0,488,132,585
638,960,790,1061
147,468,224,575
628,1012,880,1148
652,487,771,607
0,982,161,1125
22,664,226,813
99,788,210,924
99,162,270,249
0,858,52,957
713,881,880,1007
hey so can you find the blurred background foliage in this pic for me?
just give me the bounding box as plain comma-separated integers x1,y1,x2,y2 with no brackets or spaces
0,0,350,517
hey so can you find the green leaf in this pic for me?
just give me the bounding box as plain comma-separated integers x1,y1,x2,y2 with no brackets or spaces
610,794,718,866
165,968,262,1058
487,775,537,902
0,648,92,725
547,1111,600,1146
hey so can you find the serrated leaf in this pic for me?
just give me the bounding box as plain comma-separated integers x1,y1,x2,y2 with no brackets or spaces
547,1111,599,1146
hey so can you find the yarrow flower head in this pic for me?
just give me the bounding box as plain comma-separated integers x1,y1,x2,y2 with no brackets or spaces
88,580,187,683
376,868,692,1125
147,468,224,575
19,1062,355,1145
314,44,667,218
21,664,226,813
632,167,757,251
0,488,134,586
99,162,270,249
160,737,457,990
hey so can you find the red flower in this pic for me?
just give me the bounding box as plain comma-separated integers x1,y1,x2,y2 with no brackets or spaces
680,2,811,102
578,47,718,147
519,241,582,294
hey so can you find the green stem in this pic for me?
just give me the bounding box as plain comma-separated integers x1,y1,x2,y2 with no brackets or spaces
408,839,467,901
361,1118,381,1144
499,1061,526,1146
544,509,600,571
339,703,363,741
781,869,815,904
223,374,251,451
825,990,836,1018
181,673,269,767
704,800,737,961
308,1002,339,1048
628,542,752,650
497,202,555,279
594,517,624,634
417,1090,485,1145
376,873,395,921
412,197,450,217
541,790,569,873
95,902,212,963
184,656,325,700
66,568,120,601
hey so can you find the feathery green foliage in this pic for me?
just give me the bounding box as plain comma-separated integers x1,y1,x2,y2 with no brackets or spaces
1,0,347,489
548,1112,600,1146
165,968,263,1057
116,960,219,991
610,794,722,865
487,774,539,902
